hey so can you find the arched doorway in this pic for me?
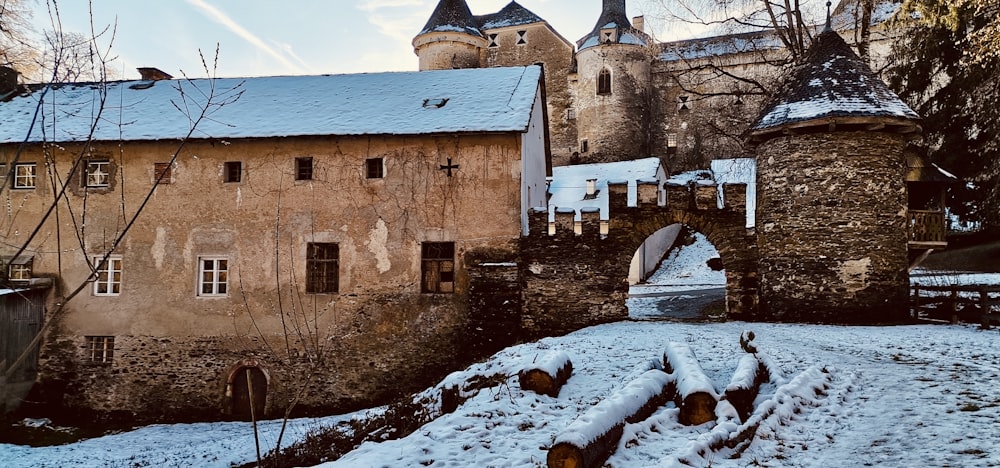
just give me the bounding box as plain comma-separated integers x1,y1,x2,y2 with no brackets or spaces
628,224,727,321
225,360,268,421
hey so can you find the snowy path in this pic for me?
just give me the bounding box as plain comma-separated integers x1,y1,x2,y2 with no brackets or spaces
4,322,1000,467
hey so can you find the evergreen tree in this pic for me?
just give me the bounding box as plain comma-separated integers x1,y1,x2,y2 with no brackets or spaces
887,0,1000,232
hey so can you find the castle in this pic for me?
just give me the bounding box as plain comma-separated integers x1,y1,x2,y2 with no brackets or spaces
0,0,949,422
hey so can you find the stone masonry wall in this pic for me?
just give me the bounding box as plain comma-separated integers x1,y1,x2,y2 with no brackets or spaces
521,180,757,337
755,131,911,322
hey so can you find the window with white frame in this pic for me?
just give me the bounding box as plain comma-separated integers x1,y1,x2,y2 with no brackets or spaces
93,255,122,296
13,163,36,189
198,257,228,296
6,256,32,282
86,336,115,363
85,160,111,188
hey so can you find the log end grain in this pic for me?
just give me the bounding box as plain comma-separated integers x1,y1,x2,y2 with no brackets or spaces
547,442,583,468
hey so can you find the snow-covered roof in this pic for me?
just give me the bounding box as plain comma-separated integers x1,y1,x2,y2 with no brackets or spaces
576,0,648,50
548,157,664,220
0,66,543,143
751,29,919,136
419,0,483,37
477,1,544,30
659,30,786,62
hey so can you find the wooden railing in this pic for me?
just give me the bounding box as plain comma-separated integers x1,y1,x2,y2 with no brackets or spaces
908,210,946,244
911,284,1000,328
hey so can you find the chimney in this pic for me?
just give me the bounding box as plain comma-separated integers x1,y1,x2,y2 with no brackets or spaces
1,66,19,96
136,67,173,81
586,178,598,196
633,15,645,33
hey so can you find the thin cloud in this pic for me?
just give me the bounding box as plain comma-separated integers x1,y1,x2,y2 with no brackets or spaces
186,0,309,75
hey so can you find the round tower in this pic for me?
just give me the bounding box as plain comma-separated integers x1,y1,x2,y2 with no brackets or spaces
749,21,922,323
413,0,486,71
572,0,651,163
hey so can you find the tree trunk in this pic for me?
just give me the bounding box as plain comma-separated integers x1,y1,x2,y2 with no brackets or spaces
663,342,719,425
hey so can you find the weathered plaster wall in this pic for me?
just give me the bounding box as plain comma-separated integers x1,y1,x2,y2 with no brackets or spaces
484,23,577,166
2,132,527,420
574,44,652,163
755,131,910,322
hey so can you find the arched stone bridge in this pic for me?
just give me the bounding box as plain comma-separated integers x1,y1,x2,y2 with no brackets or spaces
517,180,758,337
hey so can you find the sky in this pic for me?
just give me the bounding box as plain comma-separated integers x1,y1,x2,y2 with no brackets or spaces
27,0,672,81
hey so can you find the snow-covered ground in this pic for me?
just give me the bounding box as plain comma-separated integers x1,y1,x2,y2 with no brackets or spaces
7,321,998,467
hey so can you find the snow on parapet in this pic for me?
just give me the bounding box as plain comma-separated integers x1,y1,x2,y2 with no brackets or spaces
0,67,543,143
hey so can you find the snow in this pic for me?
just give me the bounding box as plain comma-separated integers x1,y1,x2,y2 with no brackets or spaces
522,350,572,377
0,67,542,143
548,157,663,220
663,342,719,398
14,319,997,467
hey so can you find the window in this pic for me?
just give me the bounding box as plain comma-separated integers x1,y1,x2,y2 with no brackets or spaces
13,163,36,189
421,242,455,293
93,255,122,296
198,257,228,296
678,95,691,112
580,139,589,153
86,336,115,363
224,161,242,183
306,243,339,294
366,158,384,179
295,157,313,180
5,255,32,282
153,162,173,184
597,69,611,95
488,33,499,48
85,160,111,188
667,133,678,154
566,109,576,120
516,30,527,45
601,28,617,43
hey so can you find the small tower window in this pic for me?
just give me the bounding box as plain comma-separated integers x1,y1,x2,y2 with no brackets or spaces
678,95,691,112
597,69,612,95
580,140,589,153
516,30,527,45
601,28,617,43
488,33,499,48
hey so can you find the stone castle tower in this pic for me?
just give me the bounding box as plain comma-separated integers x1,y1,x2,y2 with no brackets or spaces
572,0,652,163
412,0,487,70
749,20,922,322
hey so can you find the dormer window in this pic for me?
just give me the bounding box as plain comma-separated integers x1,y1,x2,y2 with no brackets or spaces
601,28,617,43
597,68,612,95
516,30,527,45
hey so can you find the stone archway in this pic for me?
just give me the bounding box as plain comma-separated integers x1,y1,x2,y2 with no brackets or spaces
519,181,757,338
224,359,269,421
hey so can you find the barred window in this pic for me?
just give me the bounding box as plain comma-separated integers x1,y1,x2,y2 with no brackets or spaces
306,243,339,294
86,336,115,363
421,242,455,293
295,157,313,180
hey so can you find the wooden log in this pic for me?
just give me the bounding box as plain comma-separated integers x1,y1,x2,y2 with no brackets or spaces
519,351,573,397
663,342,719,426
547,370,673,468
724,354,767,422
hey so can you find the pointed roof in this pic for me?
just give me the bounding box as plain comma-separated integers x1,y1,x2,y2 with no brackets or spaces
419,0,483,38
577,0,647,50
750,29,919,139
477,1,545,30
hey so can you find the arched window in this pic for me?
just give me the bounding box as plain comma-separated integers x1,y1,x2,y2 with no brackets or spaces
597,68,611,95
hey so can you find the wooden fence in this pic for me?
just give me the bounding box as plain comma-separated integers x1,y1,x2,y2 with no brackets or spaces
911,284,1000,328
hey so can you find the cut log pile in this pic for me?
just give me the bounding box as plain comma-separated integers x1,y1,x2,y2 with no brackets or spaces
546,333,774,468
547,369,674,468
663,342,719,425
518,351,573,397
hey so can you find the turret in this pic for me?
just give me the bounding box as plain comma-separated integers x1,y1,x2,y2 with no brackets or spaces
412,0,487,70
750,11,922,323
572,0,652,163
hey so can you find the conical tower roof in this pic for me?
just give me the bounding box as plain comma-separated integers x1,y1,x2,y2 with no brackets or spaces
577,0,647,50
750,28,920,140
419,0,483,37
478,1,545,30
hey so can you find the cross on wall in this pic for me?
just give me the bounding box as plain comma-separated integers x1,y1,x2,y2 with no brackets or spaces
439,157,460,177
